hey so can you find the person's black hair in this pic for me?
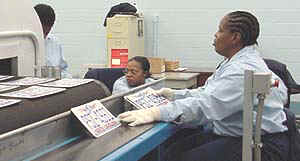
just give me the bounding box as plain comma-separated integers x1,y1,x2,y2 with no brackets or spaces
34,4,56,27
128,56,151,78
226,11,260,47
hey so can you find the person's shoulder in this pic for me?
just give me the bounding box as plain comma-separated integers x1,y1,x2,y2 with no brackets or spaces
146,77,155,82
219,61,245,77
226,48,262,74
117,76,127,81
112,76,129,94
114,76,127,85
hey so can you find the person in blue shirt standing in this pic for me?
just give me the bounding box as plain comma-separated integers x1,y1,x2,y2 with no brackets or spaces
118,11,295,161
34,4,71,78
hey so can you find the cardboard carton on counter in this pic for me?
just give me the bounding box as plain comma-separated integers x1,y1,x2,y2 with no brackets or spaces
165,60,179,71
147,57,165,74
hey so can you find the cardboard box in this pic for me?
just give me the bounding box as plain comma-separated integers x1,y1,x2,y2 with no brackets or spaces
147,57,165,74
165,60,179,71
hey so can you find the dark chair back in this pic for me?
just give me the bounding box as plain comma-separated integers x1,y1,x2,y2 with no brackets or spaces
264,59,300,108
283,108,300,161
84,68,125,93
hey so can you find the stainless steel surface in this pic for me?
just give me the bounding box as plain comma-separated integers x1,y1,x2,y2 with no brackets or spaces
0,80,109,134
254,94,265,161
0,80,110,161
34,79,165,161
0,115,76,161
242,71,271,161
0,31,40,76
0,78,164,161
242,70,254,161
35,124,154,161
0,111,70,140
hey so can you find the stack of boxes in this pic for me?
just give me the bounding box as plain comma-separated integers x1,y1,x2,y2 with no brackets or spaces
147,57,165,74
147,57,181,73
165,60,179,71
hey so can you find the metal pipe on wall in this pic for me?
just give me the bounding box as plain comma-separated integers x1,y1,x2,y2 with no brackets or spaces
152,15,159,57
0,31,40,76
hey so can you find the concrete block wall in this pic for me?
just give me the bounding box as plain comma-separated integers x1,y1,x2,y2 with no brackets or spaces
32,0,300,101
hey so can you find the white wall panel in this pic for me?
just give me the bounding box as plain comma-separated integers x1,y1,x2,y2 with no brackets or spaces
31,0,300,100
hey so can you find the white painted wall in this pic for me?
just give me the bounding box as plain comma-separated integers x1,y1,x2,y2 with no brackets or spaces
31,0,300,101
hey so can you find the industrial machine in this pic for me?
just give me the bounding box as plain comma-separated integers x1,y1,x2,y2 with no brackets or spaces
106,14,144,68
0,0,45,77
0,79,164,161
0,2,165,161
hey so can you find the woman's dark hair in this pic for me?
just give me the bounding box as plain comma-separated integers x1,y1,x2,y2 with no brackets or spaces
128,56,151,78
34,4,56,27
226,11,260,47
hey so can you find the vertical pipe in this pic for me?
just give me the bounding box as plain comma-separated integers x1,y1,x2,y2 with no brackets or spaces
243,70,254,161
152,15,159,57
254,94,265,161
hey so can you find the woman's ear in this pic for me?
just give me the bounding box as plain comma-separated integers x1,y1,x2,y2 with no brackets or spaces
232,32,242,45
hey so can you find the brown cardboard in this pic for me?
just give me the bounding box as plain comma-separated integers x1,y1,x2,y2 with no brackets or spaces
165,60,179,71
147,57,165,74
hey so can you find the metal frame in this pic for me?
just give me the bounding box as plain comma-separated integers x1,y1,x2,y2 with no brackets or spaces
242,70,254,161
0,31,41,76
242,70,273,161
0,78,165,161
0,78,164,141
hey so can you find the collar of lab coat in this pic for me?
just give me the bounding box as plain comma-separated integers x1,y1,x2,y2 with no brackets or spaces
224,45,257,65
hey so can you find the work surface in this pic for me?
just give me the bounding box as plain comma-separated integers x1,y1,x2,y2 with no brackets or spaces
0,78,109,134
30,80,167,161
151,72,200,89
151,67,215,89
33,124,154,161
152,72,200,80
0,78,166,161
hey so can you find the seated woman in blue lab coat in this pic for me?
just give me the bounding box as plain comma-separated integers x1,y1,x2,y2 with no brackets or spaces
112,56,161,94
118,11,300,161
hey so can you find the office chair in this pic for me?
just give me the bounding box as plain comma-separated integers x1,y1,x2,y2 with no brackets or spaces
84,68,125,93
264,59,300,108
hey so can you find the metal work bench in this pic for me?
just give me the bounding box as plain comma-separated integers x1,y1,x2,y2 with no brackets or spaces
0,78,169,161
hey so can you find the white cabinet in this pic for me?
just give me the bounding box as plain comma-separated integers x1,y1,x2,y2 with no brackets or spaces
106,14,144,68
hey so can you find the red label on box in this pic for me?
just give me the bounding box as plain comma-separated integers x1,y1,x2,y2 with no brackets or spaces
111,49,128,68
